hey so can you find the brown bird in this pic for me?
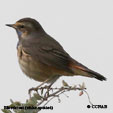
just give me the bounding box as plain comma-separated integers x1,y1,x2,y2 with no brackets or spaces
6,18,106,90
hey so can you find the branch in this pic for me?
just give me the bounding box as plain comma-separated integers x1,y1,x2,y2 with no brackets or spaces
2,81,93,113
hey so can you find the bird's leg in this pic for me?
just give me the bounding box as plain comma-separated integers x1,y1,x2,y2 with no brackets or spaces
47,81,54,89
46,75,59,89
28,76,59,98
28,79,50,98
45,78,59,98
44,75,60,97
42,82,55,99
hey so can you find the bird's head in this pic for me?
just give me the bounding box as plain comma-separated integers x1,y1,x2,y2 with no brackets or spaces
6,18,45,38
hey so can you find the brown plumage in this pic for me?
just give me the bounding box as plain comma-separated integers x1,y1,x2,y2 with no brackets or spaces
6,18,106,84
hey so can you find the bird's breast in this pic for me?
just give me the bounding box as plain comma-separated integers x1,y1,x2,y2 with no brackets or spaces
17,44,56,82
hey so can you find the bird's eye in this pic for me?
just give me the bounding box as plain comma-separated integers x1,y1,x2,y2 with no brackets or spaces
19,25,24,28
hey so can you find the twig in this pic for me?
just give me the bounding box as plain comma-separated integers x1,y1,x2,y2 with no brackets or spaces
34,82,92,108
83,90,93,105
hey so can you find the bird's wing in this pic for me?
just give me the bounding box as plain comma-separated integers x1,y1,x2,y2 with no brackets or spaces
22,36,74,74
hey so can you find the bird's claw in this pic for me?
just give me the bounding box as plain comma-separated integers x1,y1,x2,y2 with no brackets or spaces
28,87,39,98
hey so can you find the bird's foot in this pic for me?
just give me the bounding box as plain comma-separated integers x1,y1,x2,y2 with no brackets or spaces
28,79,53,98
28,84,53,98
28,87,39,98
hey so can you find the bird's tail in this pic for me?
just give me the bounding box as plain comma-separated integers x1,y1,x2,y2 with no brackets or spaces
85,69,106,81
70,59,107,81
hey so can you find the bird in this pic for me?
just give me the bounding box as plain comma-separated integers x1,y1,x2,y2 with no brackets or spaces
6,18,106,91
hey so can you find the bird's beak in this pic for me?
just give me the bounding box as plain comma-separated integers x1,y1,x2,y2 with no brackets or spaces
6,24,16,29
